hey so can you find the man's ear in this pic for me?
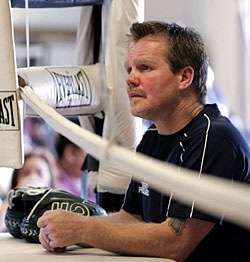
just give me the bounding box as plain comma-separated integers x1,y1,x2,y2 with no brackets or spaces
178,66,194,90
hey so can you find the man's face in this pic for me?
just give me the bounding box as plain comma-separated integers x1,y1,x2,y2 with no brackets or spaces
125,37,180,122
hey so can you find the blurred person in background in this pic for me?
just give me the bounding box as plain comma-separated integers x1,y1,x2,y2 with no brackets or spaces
24,118,57,155
54,133,95,202
0,147,57,232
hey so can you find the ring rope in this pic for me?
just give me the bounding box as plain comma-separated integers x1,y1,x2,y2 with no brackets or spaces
20,85,250,230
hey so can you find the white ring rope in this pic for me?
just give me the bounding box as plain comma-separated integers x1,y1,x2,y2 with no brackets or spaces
20,85,250,230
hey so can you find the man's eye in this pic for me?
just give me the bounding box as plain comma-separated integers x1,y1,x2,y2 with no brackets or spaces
139,65,150,71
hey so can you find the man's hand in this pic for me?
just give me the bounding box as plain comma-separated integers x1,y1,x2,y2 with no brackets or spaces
37,209,84,252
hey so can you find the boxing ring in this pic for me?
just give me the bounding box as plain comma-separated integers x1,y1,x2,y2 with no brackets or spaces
1,1,250,260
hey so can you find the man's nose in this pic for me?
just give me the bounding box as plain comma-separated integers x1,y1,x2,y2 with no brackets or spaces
126,71,139,90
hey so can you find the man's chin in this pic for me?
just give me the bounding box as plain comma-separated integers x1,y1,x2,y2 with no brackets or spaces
131,109,140,117
131,111,144,119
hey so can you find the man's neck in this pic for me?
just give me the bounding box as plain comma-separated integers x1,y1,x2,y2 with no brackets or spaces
155,102,204,135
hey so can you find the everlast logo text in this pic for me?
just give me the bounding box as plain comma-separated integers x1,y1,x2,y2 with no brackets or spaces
0,92,19,130
47,67,92,108
51,201,90,216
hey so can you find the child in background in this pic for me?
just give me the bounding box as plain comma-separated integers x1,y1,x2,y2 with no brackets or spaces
0,148,57,232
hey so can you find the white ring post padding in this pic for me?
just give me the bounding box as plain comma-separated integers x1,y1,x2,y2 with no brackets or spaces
75,6,102,134
20,85,250,230
96,0,144,194
18,64,106,117
0,0,23,168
